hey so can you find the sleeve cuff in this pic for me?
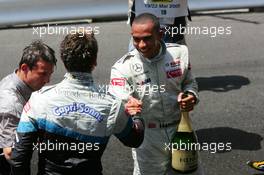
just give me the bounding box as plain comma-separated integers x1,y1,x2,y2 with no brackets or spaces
185,90,199,104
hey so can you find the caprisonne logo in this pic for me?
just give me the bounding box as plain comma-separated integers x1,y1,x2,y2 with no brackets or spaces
53,102,103,122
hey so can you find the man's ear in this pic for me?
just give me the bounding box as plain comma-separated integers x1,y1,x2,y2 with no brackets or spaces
20,63,29,73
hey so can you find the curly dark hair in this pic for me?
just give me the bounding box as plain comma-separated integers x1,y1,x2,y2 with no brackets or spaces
60,32,98,72
19,40,57,70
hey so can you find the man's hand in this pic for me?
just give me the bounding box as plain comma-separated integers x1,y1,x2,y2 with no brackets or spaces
3,147,12,160
177,92,196,112
125,96,142,116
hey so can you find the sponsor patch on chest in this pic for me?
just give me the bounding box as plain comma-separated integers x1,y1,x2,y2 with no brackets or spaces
166,69,182,78
165,59,182,78
165,59,181,68
111,78,126,86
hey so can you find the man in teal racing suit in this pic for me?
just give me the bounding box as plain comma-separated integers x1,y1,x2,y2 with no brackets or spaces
11,32,144,175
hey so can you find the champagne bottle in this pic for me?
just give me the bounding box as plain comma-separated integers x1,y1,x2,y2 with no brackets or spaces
171,109,198,173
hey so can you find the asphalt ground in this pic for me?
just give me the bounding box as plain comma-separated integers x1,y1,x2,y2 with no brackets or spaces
0,12,263,175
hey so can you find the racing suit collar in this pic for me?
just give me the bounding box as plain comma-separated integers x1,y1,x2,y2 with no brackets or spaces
140,40,166,63
64,72,94,86
13,70,33,100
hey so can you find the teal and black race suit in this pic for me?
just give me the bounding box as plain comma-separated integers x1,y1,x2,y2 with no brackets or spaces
11,72,144,175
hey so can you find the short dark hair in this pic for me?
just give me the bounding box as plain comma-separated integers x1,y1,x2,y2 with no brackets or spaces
19,40,57,70
132,13,160,33
60,32,98,72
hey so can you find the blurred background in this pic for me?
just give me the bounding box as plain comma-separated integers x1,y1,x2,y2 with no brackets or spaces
0,0,264,28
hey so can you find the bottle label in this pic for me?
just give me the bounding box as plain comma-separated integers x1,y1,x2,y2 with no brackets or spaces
172,150,198,172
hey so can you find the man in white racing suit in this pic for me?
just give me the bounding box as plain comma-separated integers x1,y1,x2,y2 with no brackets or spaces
109,13,201,175
11,32,144,175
